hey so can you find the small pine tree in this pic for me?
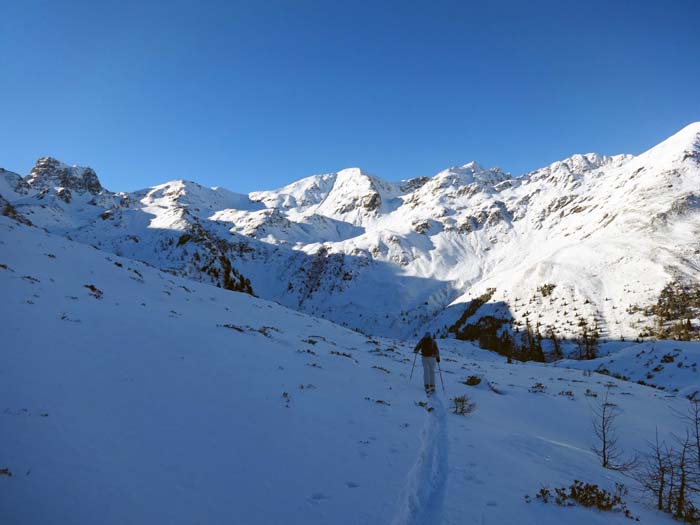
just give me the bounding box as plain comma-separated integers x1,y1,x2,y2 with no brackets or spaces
546,326,563,360
576,320,599,360
519,319,545,362
498,330,515,363
588,324,600,359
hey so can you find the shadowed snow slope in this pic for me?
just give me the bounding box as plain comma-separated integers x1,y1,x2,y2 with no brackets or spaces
1,216,698,524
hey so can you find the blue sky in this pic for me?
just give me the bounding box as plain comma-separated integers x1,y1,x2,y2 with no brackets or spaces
1,0,699,193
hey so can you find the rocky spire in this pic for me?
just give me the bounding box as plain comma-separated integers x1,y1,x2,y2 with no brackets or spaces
25,157,102,194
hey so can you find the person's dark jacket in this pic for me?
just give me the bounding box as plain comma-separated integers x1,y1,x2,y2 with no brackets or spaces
414,336,440,362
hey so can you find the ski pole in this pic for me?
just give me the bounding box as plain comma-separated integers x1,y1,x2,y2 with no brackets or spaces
409,351,418,382
437,361,445,394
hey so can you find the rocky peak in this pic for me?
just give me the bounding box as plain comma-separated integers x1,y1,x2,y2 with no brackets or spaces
25,157,103,195
315,168,392,219
431,162,511,189
525,152,633,187
400,176,430,193
551,153,632,174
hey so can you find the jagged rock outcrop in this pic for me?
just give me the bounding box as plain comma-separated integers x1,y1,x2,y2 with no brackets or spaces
25,157,103,194
0,194,32,226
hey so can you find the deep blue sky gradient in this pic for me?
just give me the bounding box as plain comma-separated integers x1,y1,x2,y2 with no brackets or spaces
1,0,699,193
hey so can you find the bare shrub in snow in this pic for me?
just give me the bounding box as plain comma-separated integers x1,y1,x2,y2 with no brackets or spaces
528,382,546,394
452,395,476,415
634,430,700,522
533,480,636,520
672,399,700,468
462,375,481,386
591,387,636,471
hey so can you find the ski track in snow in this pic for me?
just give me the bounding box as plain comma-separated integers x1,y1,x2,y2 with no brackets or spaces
392,394,449,525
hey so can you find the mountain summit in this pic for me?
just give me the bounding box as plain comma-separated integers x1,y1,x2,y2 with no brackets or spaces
25,156,103,195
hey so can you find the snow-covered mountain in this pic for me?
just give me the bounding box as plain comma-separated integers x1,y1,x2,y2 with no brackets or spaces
3,125,700,524
2,123,700,340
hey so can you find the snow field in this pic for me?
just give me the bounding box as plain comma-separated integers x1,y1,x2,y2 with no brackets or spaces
2,218,698,523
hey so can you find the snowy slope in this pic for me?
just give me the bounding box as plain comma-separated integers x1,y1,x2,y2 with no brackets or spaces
1,217,697,524
1,124,700,339
0,168,30,200
559,340,700,395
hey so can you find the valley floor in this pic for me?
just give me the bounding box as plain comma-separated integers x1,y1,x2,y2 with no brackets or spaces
1,217,696,524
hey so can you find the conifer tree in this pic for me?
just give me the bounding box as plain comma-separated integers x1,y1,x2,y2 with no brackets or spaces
546,326,563,360
576,319,599,360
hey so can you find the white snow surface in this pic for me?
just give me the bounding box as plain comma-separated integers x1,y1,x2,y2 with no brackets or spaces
559,340,700,396
1,216,699,524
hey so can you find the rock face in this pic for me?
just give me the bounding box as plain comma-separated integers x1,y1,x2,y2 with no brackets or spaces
0,194,32,226
25,157,103,194
2,123,700,339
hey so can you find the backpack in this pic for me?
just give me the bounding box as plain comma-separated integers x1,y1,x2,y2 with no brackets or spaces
418,337,437,357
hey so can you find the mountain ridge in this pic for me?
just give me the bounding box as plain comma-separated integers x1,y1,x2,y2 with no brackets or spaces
2,122,699,339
